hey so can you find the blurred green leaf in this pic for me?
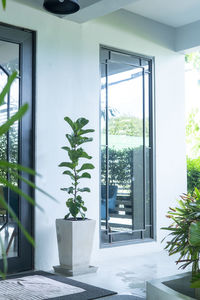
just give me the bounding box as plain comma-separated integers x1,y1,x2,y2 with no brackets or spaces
0,104,28,136
1,0,6,9
0,72,16,105
189,221,200,247
0,195,34,247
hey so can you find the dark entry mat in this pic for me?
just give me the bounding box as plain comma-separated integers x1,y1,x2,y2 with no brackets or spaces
2,270,117,299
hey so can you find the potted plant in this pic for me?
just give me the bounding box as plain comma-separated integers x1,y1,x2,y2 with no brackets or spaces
147,188,200,299
53,116,97,276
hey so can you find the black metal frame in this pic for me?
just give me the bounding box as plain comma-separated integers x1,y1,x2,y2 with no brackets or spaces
99,45,156,247
0,23,35,273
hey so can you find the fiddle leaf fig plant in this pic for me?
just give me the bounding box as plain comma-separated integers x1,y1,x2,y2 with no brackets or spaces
59,117,95,220
162,188,200,288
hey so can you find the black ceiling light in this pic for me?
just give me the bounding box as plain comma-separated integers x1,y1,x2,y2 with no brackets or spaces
43,0,80,15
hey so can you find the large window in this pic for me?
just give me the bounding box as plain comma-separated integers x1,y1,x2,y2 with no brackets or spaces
100,47,154,246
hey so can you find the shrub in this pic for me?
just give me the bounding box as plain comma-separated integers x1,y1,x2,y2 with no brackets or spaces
162,189,200,287
187,157,200,193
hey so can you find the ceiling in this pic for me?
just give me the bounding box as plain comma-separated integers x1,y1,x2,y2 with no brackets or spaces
124,0,200,28
13,0,102,14
14,0,134,22
78,0,101,9
13,0,200,27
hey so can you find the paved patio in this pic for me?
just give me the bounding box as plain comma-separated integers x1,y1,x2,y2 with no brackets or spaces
72,250,187,299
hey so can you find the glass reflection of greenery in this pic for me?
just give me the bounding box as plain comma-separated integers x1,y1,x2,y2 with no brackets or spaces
101,147,133,189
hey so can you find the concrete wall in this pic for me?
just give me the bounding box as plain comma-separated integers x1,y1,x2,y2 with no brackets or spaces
0,1,186,270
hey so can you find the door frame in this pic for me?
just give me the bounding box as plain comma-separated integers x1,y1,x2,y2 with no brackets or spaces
0,23,35,273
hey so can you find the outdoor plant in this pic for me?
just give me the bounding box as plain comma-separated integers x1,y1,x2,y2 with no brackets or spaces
59,117,94,220
162,188,200,288
187,157,200,193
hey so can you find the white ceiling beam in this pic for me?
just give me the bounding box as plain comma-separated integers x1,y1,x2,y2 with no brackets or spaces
176,20,200,53
12,0,139,23
65,0,139,23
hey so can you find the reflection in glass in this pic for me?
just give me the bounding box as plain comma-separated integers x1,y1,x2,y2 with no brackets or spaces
101,49,153,244
0,41,19,258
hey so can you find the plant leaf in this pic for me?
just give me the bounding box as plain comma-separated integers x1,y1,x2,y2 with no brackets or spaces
0,103,28,136
64,116,76,131
78,172,91,179
64,213,70,220
190,280,200,288
5,169,58,203
59,162,76,170
0,160,38,176
76,137,93,146
189,221,200,246
61,146,70,152
0,71,17,105
67,148,92,163
0,195,34,247
0,177,43,212
78,187,90,193
60,187,74,194
1,0,6,9
75,118,89,130
77,163,94,173
78,129,95,136
62,170,75,180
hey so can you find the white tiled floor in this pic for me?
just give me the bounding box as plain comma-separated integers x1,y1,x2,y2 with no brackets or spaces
72,251,187,299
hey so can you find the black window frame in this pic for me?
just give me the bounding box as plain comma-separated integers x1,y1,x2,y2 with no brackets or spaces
99,45,156,248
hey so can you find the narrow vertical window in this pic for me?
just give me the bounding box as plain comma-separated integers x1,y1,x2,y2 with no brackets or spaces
100,47,154,246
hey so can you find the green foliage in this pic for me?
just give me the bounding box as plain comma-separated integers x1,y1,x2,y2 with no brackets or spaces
1,0,6,10
101,146,148,190
107,116,149,137
101,147,133,187
187,157,200,193
185,52,200,72
162,189,200,287
59,117,94,220
0,128,18,184
189,221,200,247
186,109,200,157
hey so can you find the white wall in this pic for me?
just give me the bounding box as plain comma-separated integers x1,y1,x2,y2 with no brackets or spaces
0,1,186,270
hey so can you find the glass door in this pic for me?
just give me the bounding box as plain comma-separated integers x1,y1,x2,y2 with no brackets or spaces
0,25,34,272
100,48,154,245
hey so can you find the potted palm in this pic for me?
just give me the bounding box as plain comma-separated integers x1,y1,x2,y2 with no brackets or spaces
147,189,200,299
53,117,97,276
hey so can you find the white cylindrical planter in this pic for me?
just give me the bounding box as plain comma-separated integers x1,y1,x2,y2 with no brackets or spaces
53,219,97,276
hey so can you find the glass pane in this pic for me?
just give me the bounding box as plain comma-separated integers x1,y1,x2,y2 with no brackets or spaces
0,41,19,258
100,60,144,242
101,64,106,146
145,73,151,232
100,49,153,245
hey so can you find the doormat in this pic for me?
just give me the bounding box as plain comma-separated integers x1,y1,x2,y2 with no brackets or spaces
0,271,117,300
